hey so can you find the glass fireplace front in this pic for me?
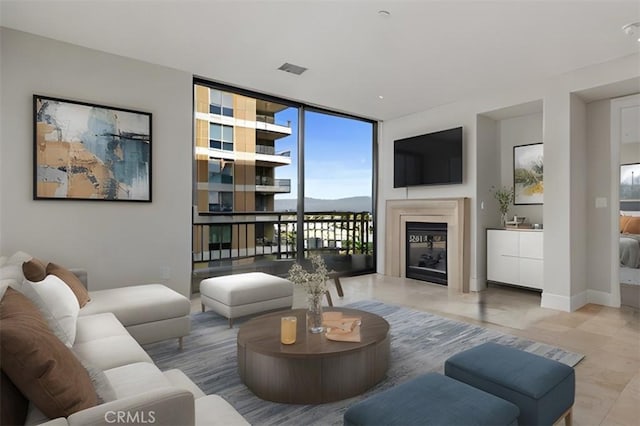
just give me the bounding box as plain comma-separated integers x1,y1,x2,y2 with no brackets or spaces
406,222,447,285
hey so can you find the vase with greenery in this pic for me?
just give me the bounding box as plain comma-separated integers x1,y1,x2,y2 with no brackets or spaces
288,255,330,333
492,186,514,227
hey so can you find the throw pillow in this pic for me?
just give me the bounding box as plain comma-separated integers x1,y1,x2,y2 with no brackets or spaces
46,262,91,307
22,275,80,347
1,370,28,426
620,215,631,233
22,257,47,282
0,288,97,418
7,251,33,265
0,252,34,292
0,264,24,292
623,216,640,234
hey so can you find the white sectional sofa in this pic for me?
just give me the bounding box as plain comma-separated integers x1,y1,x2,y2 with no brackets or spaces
0,252,249,426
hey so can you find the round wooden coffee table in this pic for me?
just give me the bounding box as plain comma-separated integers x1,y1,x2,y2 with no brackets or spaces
237,307,390,404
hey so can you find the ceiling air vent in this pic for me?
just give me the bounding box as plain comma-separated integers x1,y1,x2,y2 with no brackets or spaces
278,62,308,75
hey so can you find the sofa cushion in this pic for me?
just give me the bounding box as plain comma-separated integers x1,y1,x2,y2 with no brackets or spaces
47,262,91,308
0,288,97,418
73,313,153,371
80,284,190,326
21,275,80,347
103,362,171,399
22,257,47,281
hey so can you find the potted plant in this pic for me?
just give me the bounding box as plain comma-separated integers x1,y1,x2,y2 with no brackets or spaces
492,186,514,227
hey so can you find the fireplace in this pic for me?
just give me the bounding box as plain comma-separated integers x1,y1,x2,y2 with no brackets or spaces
406,222,447,285
385,198,469,293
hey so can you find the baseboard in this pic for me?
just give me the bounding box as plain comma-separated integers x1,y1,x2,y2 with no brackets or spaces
541,292,571,311
586,289,619,307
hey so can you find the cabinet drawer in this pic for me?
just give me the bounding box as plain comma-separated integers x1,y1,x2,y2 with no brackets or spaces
487,254,520,284
519,232,543,259
519,258,543,289
487,230,519,256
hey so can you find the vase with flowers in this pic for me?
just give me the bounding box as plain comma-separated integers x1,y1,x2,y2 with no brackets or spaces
288,255,330,333
492,185,514,227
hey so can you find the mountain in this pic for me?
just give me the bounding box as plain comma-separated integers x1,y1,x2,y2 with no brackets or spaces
275,196,372,213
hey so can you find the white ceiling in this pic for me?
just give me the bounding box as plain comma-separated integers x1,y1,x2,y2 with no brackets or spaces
1,0,639,121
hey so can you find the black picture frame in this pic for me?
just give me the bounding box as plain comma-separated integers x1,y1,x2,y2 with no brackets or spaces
33,95,152,202
513,142,543,205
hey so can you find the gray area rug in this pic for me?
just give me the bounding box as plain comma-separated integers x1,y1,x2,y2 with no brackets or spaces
145,300,584,426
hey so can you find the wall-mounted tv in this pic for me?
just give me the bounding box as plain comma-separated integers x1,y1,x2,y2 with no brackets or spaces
394,126,463,188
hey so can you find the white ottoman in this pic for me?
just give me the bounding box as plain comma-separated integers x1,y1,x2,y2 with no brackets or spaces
200,272,294,327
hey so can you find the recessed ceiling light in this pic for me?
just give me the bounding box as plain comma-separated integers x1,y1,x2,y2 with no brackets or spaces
378,95,384,99
378,10,391,17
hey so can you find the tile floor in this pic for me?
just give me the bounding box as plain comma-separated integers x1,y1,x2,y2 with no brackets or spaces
192,273,640,425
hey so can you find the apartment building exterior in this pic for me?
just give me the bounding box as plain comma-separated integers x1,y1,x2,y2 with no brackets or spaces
193,84,292,260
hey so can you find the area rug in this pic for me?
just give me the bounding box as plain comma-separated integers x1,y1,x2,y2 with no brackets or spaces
145,300,584,426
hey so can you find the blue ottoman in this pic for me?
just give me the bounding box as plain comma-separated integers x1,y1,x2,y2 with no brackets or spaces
343,373,519,426
445,342,575,426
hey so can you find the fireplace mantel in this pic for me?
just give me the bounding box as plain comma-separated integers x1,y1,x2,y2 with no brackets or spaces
385,198,470,293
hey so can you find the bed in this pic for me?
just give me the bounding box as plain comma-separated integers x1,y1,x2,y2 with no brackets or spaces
620,213,640,306
620,235,640,268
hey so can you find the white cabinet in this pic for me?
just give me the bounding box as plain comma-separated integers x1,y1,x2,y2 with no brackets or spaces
487,229,543,290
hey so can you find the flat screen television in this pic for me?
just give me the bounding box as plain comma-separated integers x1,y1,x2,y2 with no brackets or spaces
393,126,463,188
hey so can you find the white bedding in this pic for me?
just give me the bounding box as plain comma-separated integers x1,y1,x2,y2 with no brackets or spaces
620,234,640,268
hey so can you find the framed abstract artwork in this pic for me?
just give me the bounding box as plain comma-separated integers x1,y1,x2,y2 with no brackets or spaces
513,143,543,205
33,95,152,202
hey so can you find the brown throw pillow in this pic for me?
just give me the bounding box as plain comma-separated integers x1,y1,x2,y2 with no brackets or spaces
0,288,98,418
1,370,28,426
623,216,640,234
46,262,91,308
620,215,631,233
22,257,47,282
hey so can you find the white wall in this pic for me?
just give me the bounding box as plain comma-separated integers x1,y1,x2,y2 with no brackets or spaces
0,29,193,297
586,99,614,296
378,53,640,310
475,115,500,287
569,94,588,307
620,143,640,163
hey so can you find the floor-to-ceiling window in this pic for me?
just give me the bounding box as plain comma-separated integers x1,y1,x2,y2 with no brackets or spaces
303,110,374,271
192,80,376,285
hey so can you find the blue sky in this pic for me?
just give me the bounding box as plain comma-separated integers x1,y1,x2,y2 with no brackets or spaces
274,108,373,200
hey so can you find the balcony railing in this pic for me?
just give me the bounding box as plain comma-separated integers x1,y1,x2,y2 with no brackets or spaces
256,114,291,128
255,177,291,192
255,145,292,157
192,211,372,267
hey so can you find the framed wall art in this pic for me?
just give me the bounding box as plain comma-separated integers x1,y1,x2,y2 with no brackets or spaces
33,95,152,202
513,142,543,205
620,163,640,204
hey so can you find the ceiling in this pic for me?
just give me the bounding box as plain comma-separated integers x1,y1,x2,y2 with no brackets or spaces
1,0,639,121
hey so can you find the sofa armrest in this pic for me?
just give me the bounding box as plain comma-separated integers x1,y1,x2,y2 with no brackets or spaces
69,268,88,289
65,388,195,426
37,418,69,426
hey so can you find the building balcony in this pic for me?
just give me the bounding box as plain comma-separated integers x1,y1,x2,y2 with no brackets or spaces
256,177,291,193
255,147,292,167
